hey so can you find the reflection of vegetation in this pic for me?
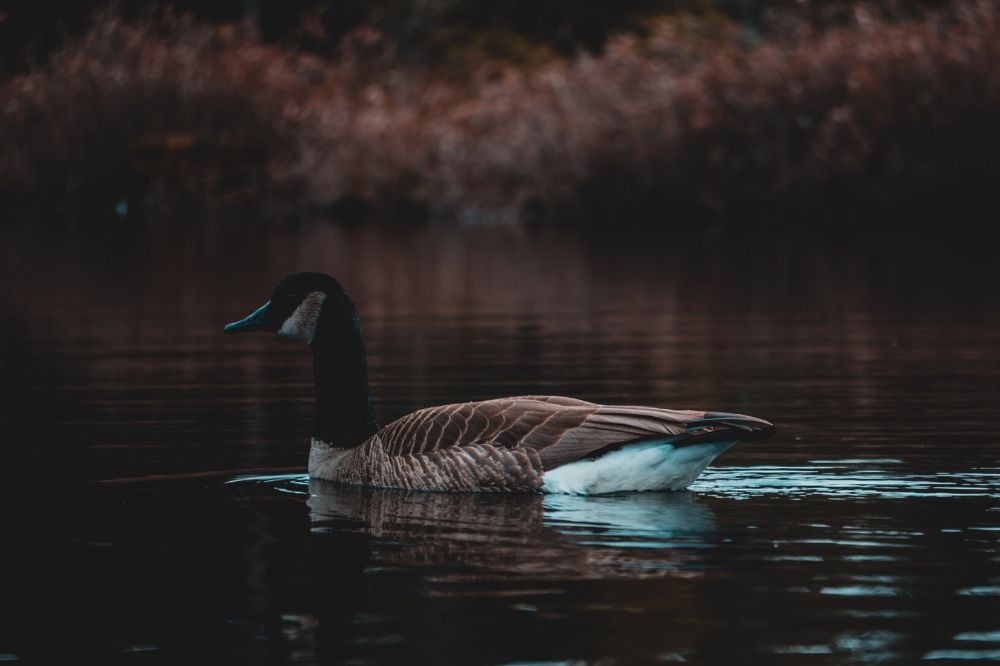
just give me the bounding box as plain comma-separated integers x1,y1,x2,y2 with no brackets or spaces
1,2,997,224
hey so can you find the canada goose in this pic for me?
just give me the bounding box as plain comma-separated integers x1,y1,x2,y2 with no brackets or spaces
224,272,774,494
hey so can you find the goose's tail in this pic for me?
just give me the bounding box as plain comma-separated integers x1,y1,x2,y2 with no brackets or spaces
671,412,776,448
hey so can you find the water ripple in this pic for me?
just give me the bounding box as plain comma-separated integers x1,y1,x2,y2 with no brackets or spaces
231,462,1000,503
691,464,1000,500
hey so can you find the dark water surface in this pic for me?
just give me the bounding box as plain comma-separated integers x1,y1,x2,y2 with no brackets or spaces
1,220,998,664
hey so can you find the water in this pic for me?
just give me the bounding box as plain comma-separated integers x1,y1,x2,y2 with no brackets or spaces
1,218,998,664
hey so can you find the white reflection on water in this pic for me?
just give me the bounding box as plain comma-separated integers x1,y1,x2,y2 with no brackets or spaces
771,630,906,661
957,586,1000,596
924,649,1000,660
955,631,1000,642
834,630,905,661
692,463,1000,500
541,492,715,546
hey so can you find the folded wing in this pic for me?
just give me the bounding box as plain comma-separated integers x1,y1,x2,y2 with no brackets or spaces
377,396,707,471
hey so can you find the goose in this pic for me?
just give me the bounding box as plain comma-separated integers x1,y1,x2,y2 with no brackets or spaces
224,272,774,494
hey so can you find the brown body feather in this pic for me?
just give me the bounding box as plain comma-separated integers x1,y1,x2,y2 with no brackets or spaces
309,396,707,492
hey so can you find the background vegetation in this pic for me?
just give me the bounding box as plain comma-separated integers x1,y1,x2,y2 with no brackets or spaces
1,0,996,225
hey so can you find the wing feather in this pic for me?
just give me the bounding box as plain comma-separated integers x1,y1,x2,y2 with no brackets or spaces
376,397,707,471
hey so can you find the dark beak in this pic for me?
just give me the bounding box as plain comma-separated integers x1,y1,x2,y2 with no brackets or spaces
224,300,276,334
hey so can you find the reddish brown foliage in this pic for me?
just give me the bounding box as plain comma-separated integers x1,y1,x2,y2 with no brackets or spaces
2,3,998,224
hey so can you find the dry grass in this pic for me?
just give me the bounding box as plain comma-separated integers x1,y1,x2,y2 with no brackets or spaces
2,2,999,224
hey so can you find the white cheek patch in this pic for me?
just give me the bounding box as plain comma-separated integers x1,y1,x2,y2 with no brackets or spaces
278,291,327,343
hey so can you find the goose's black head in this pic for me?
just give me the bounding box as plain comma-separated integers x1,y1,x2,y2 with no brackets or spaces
224,272,352,345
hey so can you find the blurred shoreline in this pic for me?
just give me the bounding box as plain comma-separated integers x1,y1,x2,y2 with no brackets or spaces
1,1,998,226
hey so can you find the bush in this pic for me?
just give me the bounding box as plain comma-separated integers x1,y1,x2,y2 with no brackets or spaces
0,14,317,205
2,1,998,224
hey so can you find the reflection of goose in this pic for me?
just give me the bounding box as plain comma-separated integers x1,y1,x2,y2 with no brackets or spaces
306,479,717,580
543,493,716,539
307,479,545,539
225,273,774,494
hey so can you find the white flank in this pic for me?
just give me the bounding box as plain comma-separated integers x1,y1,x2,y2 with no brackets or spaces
542,440,737,495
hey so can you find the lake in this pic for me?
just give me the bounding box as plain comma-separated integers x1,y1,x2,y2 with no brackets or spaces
1,216,998,663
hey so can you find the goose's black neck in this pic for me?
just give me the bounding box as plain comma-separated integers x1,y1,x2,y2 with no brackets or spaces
310,294,378,447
